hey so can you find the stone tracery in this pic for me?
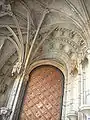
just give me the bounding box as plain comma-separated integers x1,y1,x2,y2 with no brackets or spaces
0,0,90,120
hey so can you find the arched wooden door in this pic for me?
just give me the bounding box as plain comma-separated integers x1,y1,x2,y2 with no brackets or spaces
20,65,64,120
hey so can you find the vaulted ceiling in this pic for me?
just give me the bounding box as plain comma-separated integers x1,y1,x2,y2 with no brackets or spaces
0,0,90,106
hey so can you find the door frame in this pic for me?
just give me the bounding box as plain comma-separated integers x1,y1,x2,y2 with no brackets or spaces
21,59,67,120
10,59,68,120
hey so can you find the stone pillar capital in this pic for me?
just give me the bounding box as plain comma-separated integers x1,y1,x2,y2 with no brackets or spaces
67,110,78,120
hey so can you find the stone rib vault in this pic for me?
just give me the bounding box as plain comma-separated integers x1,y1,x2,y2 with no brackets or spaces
0,0,90,120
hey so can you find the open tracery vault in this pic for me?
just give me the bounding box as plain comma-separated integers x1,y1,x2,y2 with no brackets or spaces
0,0,90,120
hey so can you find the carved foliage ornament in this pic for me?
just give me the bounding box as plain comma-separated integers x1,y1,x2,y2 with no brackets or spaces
49,27,85,53
0,107,12,120
12,61,22,76
53,27,79,39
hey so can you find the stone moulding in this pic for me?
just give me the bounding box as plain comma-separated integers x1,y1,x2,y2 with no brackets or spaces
79,105,90,117
67,110,78,120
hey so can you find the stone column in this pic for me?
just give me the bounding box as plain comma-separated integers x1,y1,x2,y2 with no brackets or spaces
66,75,78,119
79,49,90,120
77,57,83,120
85,50,90,104
62,78,68,120
6,74,22,109
66,59,79,120
6,73,25,120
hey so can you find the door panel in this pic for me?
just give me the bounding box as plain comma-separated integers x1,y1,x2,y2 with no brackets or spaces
20,65,64,120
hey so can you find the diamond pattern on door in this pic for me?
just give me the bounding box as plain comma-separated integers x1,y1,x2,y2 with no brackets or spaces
20,65,64,120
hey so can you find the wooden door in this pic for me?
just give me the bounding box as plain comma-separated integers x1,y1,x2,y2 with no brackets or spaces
20,65,64,120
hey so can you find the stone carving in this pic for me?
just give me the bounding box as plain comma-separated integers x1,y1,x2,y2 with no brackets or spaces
59,28,66,36
63,45,70,53
80,40,85,46
81,56,88,68
67,50,73,57
0,83,8,94
49,41,54,50
53,27,78,40
6,60,12,66
0,107,12,120
0,71,4,76
39,46,43,53
59,44,64,50
70,66,78,76
4,0,14,4
48,27,85,53
60,28,84,49
12,61,22,76
69,31,76,39
70,60,78,76
0,0,13,16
